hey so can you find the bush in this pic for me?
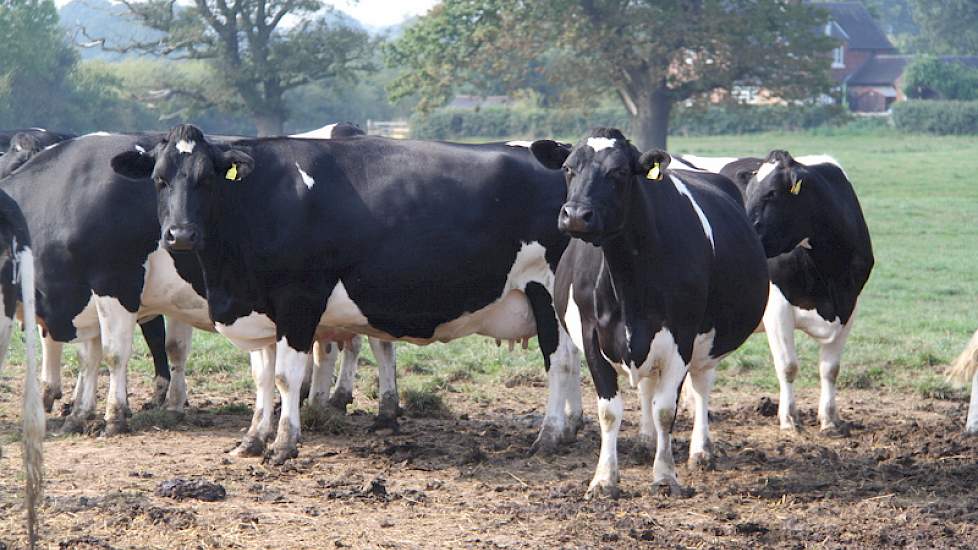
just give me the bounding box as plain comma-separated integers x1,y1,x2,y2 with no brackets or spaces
410,103,849,140
892,100,978,134
903,57,978,101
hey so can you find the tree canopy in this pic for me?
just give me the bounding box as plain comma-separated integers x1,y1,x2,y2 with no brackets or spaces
388,0,836,148
909,0,978,55
101,0,374,135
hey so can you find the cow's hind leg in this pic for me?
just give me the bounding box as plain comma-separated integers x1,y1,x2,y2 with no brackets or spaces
139,316,170,408
308,340,336,410
163,319,192,412
967,368,978,435
526,282,580,453
268,338,310,465
637,378,656,458
96,297,137,436
764,287,802,431
40,332,64,413
328,336,360,412
687,362,718,470
233,344,275,457
817,317,855,436
60,336,102,434
369,338,399,431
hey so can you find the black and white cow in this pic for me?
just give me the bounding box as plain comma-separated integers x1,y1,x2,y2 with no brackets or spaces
742,150,874,434
531,129,769,497
0,129,178,410
109,124,582,464
676,151,874,434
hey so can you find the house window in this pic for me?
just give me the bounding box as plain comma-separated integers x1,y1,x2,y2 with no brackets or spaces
832,46,845,69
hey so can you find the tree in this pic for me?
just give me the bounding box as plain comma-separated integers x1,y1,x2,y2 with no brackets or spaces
94,0,374,135
0,0,79,127
902,56,978,100
909,0,978,55
387,0,836,149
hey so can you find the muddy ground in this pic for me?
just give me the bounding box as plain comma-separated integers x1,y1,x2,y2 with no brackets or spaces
1,370,977,549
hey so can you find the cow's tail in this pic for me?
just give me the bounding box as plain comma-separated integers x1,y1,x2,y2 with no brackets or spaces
17,245,43,548
949,329,978,386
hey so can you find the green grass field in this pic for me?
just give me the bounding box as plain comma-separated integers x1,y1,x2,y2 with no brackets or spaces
6,128,977,409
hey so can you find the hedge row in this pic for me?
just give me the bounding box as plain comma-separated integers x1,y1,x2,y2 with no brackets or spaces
410,104,850,140
892,100,978,134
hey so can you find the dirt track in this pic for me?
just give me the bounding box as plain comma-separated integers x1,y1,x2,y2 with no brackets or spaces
1,374,977,549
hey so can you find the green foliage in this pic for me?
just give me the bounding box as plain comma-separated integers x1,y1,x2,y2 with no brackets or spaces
388,0,836,148
410,104,849,140
903,57,978,101
909,0,978,55
892,100,978,134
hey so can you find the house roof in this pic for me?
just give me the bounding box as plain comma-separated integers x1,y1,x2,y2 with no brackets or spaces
818,2,895,51
846,54,910,85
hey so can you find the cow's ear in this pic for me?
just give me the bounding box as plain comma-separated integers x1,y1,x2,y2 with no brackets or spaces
530,140,571,170
111,150,156,180
734,168,755,187
218,149,255,181
636,149,670,180
765,149,795,168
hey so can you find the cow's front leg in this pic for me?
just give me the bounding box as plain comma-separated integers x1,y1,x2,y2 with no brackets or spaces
648,352,687,497
40,333,64,413
268,338,309,465
232,344,275,457
139,316,171,408
95,297,137,436
583,335,622,500
637,377,656,458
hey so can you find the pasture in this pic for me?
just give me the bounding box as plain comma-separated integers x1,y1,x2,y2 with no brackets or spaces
1,128,977,548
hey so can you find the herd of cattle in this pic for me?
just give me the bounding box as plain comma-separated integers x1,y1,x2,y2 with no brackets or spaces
1,121,976,535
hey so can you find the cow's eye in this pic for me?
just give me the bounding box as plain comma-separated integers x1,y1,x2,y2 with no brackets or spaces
612,167,630,178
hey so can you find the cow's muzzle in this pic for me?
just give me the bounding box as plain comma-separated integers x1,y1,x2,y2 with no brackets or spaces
558,203,603,240
163,224,201,252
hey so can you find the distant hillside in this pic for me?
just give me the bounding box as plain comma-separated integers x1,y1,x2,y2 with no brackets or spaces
59,0,161,60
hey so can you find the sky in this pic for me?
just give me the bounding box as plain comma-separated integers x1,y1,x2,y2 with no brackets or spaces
54,0,440,29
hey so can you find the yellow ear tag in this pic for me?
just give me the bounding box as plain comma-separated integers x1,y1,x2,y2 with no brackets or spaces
646,163,661,181
225,163,238,181
789,179,802,195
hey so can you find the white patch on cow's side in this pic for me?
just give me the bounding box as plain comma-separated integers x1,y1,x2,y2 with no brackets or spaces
78,131,111,139
290,123,336,139
134,144,146,154
295,162,315,189
756,160,778,183
669,175,715,252
678,154,738,174
563,284,585,352
216,311,277,350
175,140,195,154
505,140,533,148
586,137,617,152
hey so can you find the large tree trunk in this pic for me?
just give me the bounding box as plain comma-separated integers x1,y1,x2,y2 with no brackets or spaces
254,111,285,137
632,88,672,150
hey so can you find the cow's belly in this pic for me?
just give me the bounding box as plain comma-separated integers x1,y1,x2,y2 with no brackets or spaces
140,248,213,330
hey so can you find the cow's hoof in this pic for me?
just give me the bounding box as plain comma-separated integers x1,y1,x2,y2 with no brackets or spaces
566,413,585,438
651,477,686,497
150,376,170,408
102,418,129,437
41,384,62,413
688,451,715,471
230,436,266,458
59,415,87,435
820,421,850,438
327,390,353,413
585,479,621,500
264,446,299,466
368,414,400,435
530,424,564,455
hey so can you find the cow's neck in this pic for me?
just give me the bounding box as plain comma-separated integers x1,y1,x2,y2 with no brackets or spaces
599,189,664,363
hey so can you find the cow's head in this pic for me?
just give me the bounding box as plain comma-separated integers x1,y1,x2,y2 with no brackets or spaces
110,124,254,252
0,133,43,179
531,128,664,244
745,150,816,257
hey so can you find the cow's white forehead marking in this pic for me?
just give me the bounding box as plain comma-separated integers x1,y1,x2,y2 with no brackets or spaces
505,140,533,148
295,162,315,189
756,160,778,183
586,137,617,152
175,140,196,154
